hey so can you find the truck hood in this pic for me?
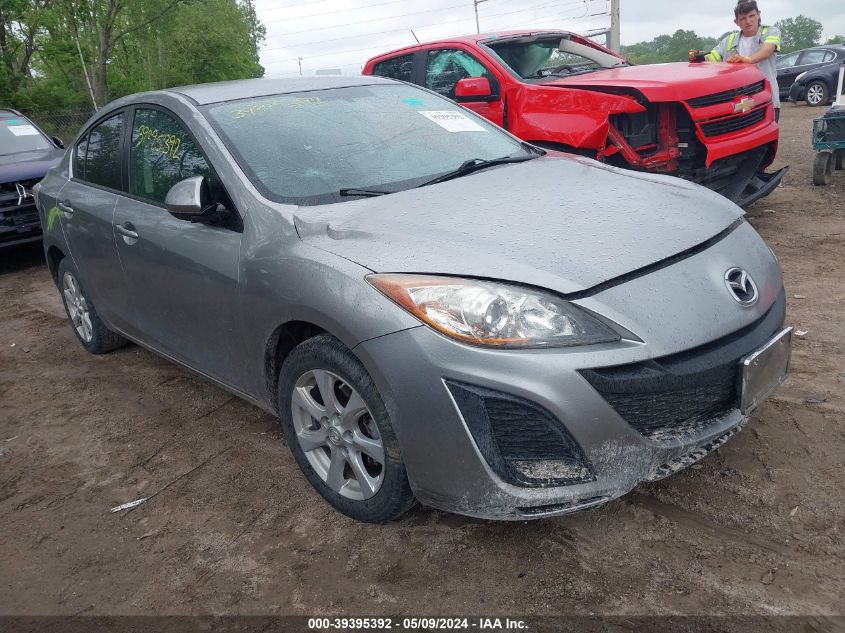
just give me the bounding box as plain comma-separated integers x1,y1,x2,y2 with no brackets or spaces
544,62,766,102
0,148,64,184
293,155,743,295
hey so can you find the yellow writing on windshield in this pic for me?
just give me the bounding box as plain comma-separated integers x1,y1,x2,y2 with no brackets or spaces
232,97,321,119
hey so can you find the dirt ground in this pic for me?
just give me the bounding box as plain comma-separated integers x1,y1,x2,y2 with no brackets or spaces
1,104,843,618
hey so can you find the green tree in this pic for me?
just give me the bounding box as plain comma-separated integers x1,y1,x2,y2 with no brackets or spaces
622,30,717,64
826,35,845,45
775,15,823,53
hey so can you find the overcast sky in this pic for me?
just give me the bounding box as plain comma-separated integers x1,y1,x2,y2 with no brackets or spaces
254,0,845,77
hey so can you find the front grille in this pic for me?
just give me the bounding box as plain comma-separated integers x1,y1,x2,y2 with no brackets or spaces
0,181,41,245
580,290,785,441
687,81,766,108
446,381,594,487
700,106,766,137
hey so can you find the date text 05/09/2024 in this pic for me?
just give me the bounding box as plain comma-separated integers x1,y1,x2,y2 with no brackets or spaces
307,617,529,630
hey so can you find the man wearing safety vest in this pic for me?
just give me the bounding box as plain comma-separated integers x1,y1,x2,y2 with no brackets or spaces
690,1,783,121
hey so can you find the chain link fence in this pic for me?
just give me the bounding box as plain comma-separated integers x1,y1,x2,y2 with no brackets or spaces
26,110,94,146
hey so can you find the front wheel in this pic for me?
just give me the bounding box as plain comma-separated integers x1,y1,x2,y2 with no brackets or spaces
57,258,127,354
277,334,415,522
805,81,829,106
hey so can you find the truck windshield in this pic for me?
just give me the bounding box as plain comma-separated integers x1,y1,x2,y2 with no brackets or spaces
204,83,531,205
485,37,626,80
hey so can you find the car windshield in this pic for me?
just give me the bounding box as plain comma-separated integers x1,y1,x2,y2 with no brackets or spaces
203,84,531,205
0,116,52,155
484,36,626,80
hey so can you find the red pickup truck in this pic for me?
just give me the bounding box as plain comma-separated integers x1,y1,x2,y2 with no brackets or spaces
363,30,787,207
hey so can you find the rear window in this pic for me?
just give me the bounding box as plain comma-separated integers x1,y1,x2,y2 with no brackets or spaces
0,115,52,155
372,55,415,82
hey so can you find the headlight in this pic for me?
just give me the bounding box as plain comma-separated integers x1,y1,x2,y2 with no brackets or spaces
367,274,621,348
795,72,807,82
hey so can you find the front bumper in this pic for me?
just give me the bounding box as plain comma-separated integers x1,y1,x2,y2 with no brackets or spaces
354,224,787,520
788,82,806,103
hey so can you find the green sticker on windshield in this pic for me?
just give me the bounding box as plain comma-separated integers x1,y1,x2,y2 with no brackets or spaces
403,98,425,107
6,119,20,124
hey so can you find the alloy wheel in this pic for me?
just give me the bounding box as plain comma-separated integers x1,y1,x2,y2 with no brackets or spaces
62,271,93,342
806,84,824,105
290,369,385,500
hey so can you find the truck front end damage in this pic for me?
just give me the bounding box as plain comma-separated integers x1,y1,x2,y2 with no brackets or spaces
602,79,786,206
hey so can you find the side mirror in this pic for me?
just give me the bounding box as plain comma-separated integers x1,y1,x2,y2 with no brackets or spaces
165,176,210,217
51,136,64,149
454,77,494,102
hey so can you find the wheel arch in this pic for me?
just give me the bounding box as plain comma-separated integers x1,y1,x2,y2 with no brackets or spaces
263,320,328,404
45,244,66,286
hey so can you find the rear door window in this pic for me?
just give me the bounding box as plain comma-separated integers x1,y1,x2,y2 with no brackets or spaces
81,113,124,190
799,50,830,65
372,54,415,83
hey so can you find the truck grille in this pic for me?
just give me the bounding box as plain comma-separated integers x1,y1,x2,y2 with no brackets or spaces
687,81,765,108
700,106,766,137
580,290,785,441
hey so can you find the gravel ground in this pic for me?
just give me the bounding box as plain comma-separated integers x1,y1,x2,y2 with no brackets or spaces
0,103,843,617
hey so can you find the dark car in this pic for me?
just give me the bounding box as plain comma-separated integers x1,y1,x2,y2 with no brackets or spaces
776,46,845,106
1,109,65,247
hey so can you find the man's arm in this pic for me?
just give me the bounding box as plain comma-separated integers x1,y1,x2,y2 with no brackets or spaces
728,42,776,64
728,27,781,63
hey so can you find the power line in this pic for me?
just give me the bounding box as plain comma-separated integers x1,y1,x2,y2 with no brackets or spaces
260,0,590,55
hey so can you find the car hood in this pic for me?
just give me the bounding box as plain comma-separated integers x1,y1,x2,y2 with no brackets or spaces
543,62,766,102
294,156,743,295
0,148,64,184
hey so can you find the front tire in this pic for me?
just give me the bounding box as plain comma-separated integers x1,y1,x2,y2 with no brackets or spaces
57,258,127,354
805,81,829,106
277,334,415,523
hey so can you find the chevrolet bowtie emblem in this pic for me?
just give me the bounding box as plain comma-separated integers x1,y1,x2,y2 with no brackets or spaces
15,183,32,206
734,97,755,113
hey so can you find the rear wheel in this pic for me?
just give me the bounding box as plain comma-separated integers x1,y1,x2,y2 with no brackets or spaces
813,151,833,186
805,81,829,106
57,258,128,354
277,334,415,522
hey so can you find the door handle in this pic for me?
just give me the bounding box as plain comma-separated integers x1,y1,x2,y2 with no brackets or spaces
58,201,74,216
116,223,139,240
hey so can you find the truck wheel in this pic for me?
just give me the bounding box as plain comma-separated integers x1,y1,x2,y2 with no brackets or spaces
835,150,845,171
813,151,832,185
805,81,829,106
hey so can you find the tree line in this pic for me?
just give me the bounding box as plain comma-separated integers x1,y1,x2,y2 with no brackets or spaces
621,15,843,65
1,0,265,114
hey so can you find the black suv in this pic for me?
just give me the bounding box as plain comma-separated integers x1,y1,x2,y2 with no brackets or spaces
1,109,65,247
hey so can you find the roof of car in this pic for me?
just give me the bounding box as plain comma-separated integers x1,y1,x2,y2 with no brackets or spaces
165,75,397,105
366,29,581,62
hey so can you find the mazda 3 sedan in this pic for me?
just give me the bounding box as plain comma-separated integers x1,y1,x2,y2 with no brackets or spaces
35,76,791,522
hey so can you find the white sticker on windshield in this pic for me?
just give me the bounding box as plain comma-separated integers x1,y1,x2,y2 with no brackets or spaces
7,124,40,136
418,110,486,133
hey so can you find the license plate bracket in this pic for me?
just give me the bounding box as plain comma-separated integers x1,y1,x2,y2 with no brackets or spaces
739,327,792,414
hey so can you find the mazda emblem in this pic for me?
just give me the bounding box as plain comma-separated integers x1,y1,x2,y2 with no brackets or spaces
724,268,758,306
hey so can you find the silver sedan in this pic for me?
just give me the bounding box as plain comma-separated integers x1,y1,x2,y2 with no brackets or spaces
35,76,791,522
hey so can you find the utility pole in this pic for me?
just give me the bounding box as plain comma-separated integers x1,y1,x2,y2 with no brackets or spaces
473,0,489,34
608,0,620,52
298,57,303,76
